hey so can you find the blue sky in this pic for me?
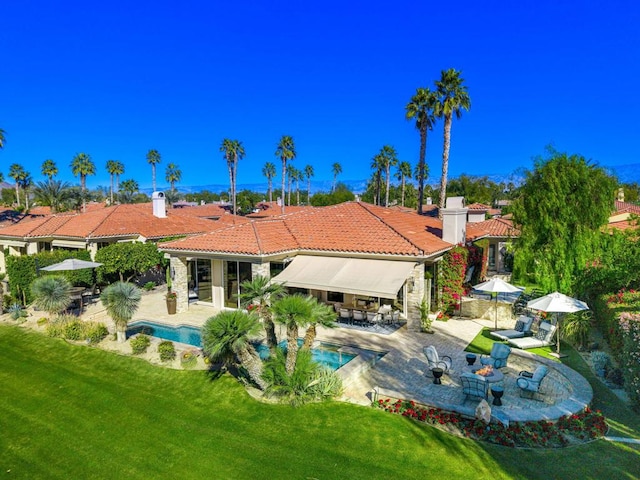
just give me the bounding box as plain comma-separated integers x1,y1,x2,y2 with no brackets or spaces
1,0,639,191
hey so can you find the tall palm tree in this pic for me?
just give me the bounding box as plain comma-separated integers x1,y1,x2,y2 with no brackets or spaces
113,161,124,196
0,128,5,149
262,162,276,203
275,135,296,214
272,294,314,375
286,164,296,206
70,153,96,212
304,164,314,203
405,87,437,214
41,159,58,180
31,275,72,317
105,160,119,205
220,139,245,215
119,179,139,204
301,300,336,350
395,161,412,207
100,281,142,342
165,162,182,192
18,172,33,210
331,162,342,192
435,68,471,215
146,149,161,192
380,145,398,206
239,275,285,352
370,153,384,205
8,163,25,207
202,310,268,390
294,168,303,206
33,179,71,213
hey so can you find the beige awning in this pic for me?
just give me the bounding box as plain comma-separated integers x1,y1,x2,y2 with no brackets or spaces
52,239,87,249
271,255,416,299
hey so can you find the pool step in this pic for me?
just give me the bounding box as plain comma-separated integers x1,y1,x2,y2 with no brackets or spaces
337,346,387,387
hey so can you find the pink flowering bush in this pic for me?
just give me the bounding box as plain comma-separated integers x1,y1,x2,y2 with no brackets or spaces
619,312,640,409
375,398,607,448
440,246,468,314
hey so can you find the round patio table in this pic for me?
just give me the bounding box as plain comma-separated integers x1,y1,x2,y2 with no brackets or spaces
469,366,504,384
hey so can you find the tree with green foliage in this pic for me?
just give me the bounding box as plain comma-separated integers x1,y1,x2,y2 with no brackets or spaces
447,174,505,206
17,171,33,210
0,128,5,149
379,146,398,206
395,161,412,207
310,183,355,206
95,242,164,283
70,153,96,212
304,164,314,202
512,150,617,292
8,163,25,207
405,87,437,214
165,162,182,193
435,69,471,216
276,135,296,214
271,294,315,375
220,139,244,215
101,281,142,342
31,275,72,317
301,299,336,349
331,162,342,193
118,179,139,203
106,160,120,205
286,164,295,206
146,149,161,192
201,310,267,390
41,159,58,180
370,152,384,205
32,179,71,213
239,275,285,352
262,162,277,203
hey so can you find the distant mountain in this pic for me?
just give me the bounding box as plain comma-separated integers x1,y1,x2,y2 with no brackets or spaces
608,163,640,184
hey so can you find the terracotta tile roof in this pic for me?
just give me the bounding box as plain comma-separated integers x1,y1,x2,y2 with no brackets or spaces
607,219,638,231
170,204,230,218
0,208,39,228
160,201,474,258
473,217,520,238
247,202,316,218
467,202,491,210
615,200,640,215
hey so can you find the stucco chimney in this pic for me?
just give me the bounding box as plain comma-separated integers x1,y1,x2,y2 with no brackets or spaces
152,191,167,218
617,187,625,202
442,196,468,245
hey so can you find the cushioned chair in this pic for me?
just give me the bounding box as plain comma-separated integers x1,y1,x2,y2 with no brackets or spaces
423,346,452,377
338,308,352,324
490,315,534,341
460,372,488,401
366,311,380,326
516,365,549,399
352,310,367,326
480,343,512,369
508,322,556,350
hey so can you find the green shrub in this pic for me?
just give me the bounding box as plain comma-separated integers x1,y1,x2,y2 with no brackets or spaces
180,349,198,369
43,315,108,344
8,303,27,322
63,320,84,340
143,281,156,291
85,323,108,344
158,341,176,362
45,321,65,338
36,317,49,326
130,334,151,355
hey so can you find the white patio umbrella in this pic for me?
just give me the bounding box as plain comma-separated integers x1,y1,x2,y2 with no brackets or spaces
473,277,523,330
526,291,589,357
40,259,103,271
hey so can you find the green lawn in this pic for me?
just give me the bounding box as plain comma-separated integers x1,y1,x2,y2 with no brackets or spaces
1,325,639,480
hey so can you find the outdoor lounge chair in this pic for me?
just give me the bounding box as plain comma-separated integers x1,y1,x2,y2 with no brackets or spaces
508,322,556,350
460,372,488,401
490,315,534,341
423,345,452,377
516,365,548,399
480,342,511,369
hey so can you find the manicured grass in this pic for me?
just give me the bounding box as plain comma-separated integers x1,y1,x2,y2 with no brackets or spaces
1,325,639,479
465,327,560,360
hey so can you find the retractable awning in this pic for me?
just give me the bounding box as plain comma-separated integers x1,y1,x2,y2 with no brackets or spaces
271,255,416,299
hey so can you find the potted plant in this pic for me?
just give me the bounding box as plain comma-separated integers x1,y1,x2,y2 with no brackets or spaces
166,267,177,315
417,299,434,333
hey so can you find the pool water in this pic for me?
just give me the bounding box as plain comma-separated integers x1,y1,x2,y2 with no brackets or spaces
128,321,202,346
254,340,356,371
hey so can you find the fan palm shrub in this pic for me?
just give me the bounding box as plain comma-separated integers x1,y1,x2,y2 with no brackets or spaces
100,281,142,342
31,275,72,317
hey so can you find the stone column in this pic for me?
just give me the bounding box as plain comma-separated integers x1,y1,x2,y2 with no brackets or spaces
405,263,425,332
170,256,189,313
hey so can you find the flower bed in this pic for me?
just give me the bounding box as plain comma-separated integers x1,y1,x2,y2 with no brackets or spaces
375,398,607,448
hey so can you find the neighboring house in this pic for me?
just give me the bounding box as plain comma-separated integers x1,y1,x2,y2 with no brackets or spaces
159,197,488,331
472,217,519,275
0,200,232,273
608,200,640,231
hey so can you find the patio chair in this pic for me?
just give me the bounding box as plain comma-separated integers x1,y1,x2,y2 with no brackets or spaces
423,345,452,377
490,315,534,341
352,310,367,326
516,365,548,399
366,311,380,326
507,322,556,350
338,308,352,324
392,310,400,325
460,372,488,401
480,343,511,369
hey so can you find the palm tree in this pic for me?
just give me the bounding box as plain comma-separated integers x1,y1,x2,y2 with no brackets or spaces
41,159,58,180
70,153,96,212
113,161,124,197
146,149,161,192
262,162,276,203
272,294,314,375
100,281,142,342
201,310,268,390
31,275,72,317
119,179,139,204
106,160,120,205
331,162,342,192
294,168,303,206
18,172,33,210
220,139,245,215
165,162,182,192
380,145,398,206
239,275,285,351
370,153,384,205
301,300,336,350
33,179,71,213
285,164,296,206
304,164,314,203
435,68,471,215
405,87,437,214
9,163,25,207
275,135,296,214
0,128,5,149
395,161,412,207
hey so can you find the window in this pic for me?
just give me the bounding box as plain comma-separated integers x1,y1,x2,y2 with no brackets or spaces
224,261,252,308
270,262,285,278
489,245,496,269
327,291,344,303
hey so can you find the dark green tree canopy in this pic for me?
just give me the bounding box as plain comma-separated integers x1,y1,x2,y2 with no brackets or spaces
95,242,164,283
512,150,617,292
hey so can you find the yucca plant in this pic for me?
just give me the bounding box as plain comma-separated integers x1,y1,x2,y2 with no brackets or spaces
100,281,142,342
31,275,72,317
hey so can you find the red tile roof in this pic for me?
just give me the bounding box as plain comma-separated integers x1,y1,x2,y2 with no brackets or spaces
467,202,491,210
160,201,481,257
472,217,520,238
615,200,640,215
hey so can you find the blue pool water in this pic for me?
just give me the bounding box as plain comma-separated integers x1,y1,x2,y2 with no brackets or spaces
254,340,356,371
128,321,202,346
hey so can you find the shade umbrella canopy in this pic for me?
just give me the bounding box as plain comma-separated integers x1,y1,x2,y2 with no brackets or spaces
526,291,589,356
40,259,103,271
473,278,523,330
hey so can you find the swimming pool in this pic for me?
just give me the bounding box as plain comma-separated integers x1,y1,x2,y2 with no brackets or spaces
128,321,202,346
254,340,357,371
